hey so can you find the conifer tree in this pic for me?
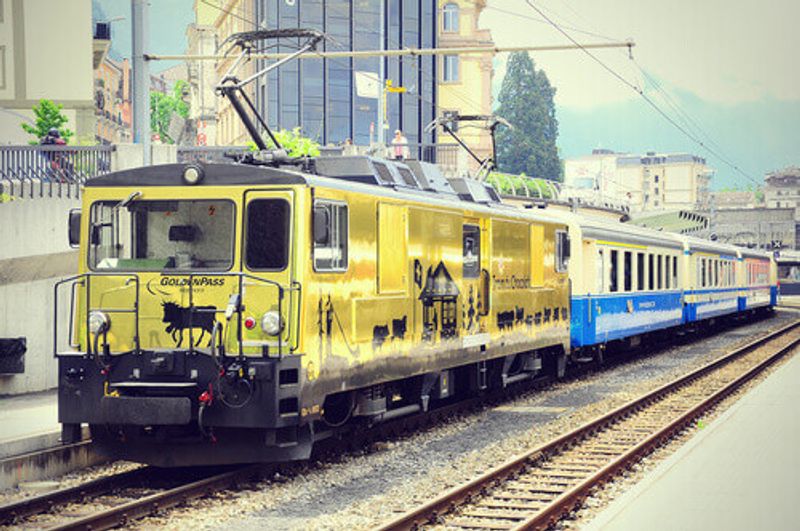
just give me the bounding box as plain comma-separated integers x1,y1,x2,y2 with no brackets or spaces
495,52,561,181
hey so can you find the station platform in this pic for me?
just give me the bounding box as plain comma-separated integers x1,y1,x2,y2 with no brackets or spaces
0,389,60,458
586,352,800,531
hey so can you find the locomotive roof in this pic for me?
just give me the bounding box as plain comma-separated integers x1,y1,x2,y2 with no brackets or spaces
84,161,565,226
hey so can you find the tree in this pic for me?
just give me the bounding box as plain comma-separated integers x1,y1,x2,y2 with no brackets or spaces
247,127,321,158
495,52,561,181
150,80,190,143
21,99,74,145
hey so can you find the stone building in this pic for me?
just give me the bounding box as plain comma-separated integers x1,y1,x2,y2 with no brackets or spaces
0,0,96,143
563,150,713,213
94,57,132,144
764,166,800,209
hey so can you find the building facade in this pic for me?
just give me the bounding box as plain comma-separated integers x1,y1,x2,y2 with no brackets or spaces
0,0,95,144
251,0,437,148
187,1,219,146
213,0,256,146
764,166,800,210
563,150,713,213
436,0,494,171
94,57,132,145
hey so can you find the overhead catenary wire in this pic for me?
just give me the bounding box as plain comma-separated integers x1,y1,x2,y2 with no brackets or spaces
521,0,760,188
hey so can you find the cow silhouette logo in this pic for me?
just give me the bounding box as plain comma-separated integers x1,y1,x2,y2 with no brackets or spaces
161,301,217,347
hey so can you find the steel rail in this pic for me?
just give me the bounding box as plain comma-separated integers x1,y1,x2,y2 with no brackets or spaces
377,319,800,531
0,467,150,525
44,465,263,531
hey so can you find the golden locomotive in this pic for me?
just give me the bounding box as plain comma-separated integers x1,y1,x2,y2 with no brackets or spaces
56,159,572,466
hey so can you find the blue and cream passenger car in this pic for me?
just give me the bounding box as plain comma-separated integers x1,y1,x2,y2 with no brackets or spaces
682,237,741,322
739,247,777,310
567,217,684,350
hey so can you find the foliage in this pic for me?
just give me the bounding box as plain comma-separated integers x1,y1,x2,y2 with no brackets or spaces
150,80,190,144
0,192,14,203
486,171,556,199
246,127,321,157
495,52,561,181
21,100,74,145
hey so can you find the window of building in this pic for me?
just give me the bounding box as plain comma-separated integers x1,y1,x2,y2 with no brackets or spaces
610,250,619,292
442,3,459,32
637,252,645,290
443,55,459,82
313,200,348,272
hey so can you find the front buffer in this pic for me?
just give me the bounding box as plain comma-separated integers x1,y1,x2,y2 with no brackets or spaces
58,351,309,466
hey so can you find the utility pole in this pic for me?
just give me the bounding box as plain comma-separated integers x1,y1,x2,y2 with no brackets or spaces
132,0,151,164
376,0,386,147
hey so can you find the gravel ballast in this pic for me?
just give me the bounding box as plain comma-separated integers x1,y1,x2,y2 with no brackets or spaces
119,311,797,530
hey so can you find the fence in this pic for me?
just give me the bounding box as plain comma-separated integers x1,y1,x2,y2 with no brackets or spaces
177,146,250,164
0,145,115,198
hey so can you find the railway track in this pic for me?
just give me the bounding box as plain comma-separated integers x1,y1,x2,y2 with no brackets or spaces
0,464,263,530
378,319,800,531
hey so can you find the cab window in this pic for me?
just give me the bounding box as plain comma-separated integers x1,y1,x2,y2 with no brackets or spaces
313,200,348,272
246,198,289,271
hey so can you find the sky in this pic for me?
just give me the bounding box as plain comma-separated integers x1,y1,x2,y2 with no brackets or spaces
92,0,799,190
481,0,800,189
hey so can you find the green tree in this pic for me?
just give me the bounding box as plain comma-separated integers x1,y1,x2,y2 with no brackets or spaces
247,127,321,157
150,80,190,143
495,52,561,181
21,99,74,145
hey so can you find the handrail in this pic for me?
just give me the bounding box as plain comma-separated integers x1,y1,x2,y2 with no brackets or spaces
54,271,300,359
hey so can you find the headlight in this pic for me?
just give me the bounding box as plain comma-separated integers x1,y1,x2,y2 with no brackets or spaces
260,311,283,336
182,164,205,185
89,311,111,335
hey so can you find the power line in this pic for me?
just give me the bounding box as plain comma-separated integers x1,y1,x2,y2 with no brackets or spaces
522,0,760,188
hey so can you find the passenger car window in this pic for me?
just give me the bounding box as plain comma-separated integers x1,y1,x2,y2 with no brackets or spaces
610,250,618,292
313,200,348,272
246,199,289,271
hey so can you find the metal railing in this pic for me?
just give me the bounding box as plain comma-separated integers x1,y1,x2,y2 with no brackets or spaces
54,271,301,360
178,146,250,164
0,145,115,198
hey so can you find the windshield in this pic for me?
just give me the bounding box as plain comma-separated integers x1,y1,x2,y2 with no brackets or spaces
89,199,234,271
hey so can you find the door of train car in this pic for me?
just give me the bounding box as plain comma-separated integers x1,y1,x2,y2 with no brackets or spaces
239,189,300,357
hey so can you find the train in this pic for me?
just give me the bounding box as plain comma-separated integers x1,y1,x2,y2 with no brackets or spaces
54,157,778,466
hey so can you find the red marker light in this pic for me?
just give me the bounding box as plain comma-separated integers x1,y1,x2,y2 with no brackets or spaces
244,316,257,330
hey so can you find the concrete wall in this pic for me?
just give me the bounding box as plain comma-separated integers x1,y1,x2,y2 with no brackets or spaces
0,144,178,395
0,192,79,395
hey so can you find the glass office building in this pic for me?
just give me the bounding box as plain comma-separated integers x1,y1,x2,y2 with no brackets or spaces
253,0,437,146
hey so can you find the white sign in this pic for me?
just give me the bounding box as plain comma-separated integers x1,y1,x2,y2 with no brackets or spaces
354,71,380,99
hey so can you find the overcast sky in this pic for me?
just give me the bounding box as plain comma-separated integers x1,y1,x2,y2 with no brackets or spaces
483,0,800,107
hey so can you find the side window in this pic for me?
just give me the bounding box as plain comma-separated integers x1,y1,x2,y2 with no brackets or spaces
657,255,663,290
673,256,678,287
636,252,645,291
313,200,348,272
624,251,632,291
701,258,706,287
246,198,289,271
596,249,604,293
648,254,654,290
463,224,480,279
665,255,671,289
610,249,619,292
556,230,570,272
